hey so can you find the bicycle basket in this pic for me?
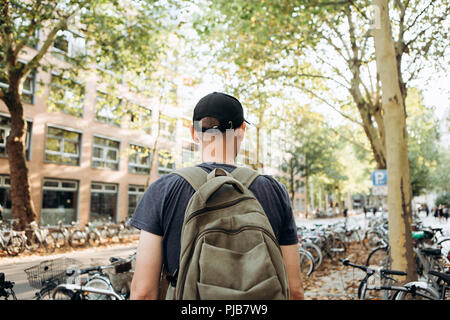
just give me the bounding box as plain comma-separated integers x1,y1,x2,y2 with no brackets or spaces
24,257,79,289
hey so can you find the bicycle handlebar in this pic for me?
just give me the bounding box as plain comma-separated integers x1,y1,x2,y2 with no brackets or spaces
339,258,407,277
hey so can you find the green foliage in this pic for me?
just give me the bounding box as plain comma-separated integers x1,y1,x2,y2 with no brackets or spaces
405,88,441,196
435,193,450,207
429,148,450,194
0,0,175,100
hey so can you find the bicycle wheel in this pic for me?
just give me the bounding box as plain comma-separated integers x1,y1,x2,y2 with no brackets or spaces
299,248,315,277
392,286,438,300
52,287,76,300
44,233,56,253
69,230,86,247
36,283,57,300
6,235,25,256
366,246,391,269
303,242,323,270
25,233,40,252
87,231,100,246
363,231,384,250
52,231,67,249
328,237,346,260
84,277,114,300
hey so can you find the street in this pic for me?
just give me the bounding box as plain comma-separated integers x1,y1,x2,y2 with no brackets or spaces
1,211,449,300
0,243,137,300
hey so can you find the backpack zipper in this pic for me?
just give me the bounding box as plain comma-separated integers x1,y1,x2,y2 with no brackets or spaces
177,225,281,298
185,196,255,224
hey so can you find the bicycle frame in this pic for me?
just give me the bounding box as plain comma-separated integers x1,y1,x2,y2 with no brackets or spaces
52,283,124,300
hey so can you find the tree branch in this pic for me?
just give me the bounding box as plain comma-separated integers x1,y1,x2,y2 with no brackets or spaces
0,0,14,61
22,14,72,77
290,83,364,127
13,0,44,58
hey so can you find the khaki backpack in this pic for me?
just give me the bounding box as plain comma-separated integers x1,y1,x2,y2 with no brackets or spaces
164,166,290,300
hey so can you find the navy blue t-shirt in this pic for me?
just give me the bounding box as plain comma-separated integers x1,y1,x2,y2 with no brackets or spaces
130,162,298,275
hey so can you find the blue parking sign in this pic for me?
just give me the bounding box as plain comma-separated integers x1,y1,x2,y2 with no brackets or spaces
372,170,387,186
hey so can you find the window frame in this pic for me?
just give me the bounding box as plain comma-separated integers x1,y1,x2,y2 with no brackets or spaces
0,60,36,105
48,72,85,117
0,113,33,160
127,184,145,217
51,29,87,60
94,91,122,127
128,143,152,175
92,135,121,171
89,182,119,223
41,178,79,226
158,149,175,176
44,125,82,166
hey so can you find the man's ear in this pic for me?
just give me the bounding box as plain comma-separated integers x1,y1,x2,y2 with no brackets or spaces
190,125,200,143
236,121,246,140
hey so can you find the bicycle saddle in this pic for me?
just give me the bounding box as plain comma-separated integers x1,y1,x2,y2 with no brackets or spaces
428,271,450,285
420,247,441,256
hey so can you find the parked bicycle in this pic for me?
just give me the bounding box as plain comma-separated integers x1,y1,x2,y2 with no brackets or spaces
0,220,25,256
52,253,135,300
0,272,17,300
24,257,79,299
340,259,445,300
25,221,56,253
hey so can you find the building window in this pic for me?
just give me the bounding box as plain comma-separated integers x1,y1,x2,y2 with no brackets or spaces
159,114,176,141
52,30,86,61
0,115,32,160
0,64,36,104
295,199,301,211
158,149,175,176
45,126,81,165
181,142,199,167
41,178,78,226
128,144,151,175
127,102,152,134
48,73,84,117
128,185,145,217
95,91,121,127
0,175,12,221
90,182,118,223
92,136,120,171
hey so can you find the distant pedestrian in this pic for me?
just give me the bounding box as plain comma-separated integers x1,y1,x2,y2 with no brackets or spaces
433,207,438,219
343,207,348,218
363,206,367,218
444,206,449,222
424,204,429,217
438,205,444,223
0,203,3,221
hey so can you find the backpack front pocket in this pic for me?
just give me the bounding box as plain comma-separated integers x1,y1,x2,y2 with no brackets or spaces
197,275,284,300
198,238,278,291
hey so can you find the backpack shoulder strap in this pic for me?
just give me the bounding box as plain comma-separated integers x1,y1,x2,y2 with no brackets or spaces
171,166,208,192
231,166,260,189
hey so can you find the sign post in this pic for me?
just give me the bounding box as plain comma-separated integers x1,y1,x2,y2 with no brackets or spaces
372,170,388,196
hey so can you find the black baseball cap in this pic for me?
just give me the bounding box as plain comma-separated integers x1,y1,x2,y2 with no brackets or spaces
193,92,249,132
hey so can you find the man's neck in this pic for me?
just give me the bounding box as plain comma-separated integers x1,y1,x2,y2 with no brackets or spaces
201,154,236,165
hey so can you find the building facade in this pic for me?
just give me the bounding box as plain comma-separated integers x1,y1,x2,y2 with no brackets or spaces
0,32,306,226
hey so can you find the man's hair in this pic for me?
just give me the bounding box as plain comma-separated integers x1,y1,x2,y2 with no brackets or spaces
197,117,221,131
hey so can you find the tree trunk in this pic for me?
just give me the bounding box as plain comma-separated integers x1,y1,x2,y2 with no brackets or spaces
254,125,260,171
331,188,336,213
3,85,37,230
146,109,162,188
289,159,295,204
372,0,416,282
304,176,309,219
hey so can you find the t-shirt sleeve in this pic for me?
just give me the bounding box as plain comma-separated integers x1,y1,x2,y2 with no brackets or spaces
129,176,168,236
276,181,299,246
